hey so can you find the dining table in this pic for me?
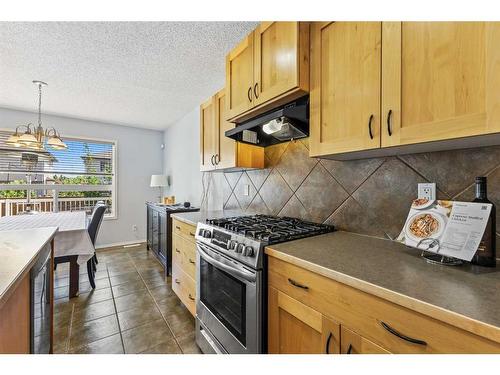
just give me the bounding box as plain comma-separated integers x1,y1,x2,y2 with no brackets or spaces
0,211,94,298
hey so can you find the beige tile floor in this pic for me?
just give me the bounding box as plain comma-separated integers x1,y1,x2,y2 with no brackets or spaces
52,244,201,354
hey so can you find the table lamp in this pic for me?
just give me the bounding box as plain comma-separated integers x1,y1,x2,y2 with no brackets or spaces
150,174,168,203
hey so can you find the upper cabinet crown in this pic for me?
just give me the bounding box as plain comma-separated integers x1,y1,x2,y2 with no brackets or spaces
226,22,310,123
310,22,500,159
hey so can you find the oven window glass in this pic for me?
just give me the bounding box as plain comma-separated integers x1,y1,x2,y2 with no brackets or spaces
200,257,246,346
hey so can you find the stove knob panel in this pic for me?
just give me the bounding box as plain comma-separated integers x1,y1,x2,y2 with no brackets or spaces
243,246,254,257
203,230,212,239
235,243,244,253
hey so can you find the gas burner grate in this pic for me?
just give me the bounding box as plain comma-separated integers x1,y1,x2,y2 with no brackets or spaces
206,214,334,244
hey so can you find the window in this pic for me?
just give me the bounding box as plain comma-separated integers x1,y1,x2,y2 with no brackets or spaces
0,130,117,219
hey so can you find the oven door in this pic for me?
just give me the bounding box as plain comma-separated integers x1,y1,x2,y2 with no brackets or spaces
196,242,261,354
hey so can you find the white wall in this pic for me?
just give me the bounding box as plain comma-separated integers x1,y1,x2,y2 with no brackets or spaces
163,107,203,206
0,107,163,247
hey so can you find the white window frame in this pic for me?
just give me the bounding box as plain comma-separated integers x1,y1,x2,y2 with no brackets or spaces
0,130,118,220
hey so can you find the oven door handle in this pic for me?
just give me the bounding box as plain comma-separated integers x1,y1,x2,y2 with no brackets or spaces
197,243,257,283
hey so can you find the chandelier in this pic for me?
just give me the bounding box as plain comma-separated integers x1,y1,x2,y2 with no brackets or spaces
6,80,68,151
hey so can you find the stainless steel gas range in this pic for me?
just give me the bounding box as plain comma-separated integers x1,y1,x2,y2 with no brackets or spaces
194,214,334,354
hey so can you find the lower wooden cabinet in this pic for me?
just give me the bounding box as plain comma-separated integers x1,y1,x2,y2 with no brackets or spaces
172,218,197,316
340,326,390,354
268,286,340,354
267,256,500,354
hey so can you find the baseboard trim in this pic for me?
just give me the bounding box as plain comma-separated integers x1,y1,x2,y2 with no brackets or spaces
96,239,146,250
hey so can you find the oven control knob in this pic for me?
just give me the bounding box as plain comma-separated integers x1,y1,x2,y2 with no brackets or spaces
198,229,205,237
203,230,212,239
227,240,237,250
243,246,254,257
235,243,244,253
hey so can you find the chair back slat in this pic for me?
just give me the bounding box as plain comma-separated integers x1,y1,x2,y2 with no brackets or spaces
88,204,107,245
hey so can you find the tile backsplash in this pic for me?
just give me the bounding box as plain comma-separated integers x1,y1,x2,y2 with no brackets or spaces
202,138,500,241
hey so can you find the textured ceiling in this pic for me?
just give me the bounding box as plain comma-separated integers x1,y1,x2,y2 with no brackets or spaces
0,22,258,130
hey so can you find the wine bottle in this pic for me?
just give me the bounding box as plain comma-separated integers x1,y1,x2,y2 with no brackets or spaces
471,177,496,267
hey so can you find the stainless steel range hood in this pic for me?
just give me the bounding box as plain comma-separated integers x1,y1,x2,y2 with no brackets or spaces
225,96,309,147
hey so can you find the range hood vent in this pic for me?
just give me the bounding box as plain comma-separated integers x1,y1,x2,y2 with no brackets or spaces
225,96,309,147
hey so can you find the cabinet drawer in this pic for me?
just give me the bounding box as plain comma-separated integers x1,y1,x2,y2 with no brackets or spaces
172,219,197,241
268,256,500,353
341,326,390,354
172,233,196,280
172,264,196,316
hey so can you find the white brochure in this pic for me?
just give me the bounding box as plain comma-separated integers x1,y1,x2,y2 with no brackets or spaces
397,200,492,261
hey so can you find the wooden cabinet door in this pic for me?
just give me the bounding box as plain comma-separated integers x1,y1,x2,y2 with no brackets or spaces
253,22,306,106
310,22,382,157
382,22,500,147
200,96,216,171
268,287,340,354
341,326,390,354
214,90,236,169
226,32,255,120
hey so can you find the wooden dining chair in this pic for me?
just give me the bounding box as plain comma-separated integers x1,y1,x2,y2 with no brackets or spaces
86,204,107,289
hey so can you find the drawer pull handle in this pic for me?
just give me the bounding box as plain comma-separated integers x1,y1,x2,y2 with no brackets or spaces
189,232,195,237
288,278,309,290
175,279,181,284
175,248,180,253
189,258,195,264
325,332,333,354
380,321,427,346
188,294,195,301
346,344,353,354
175,226,181,230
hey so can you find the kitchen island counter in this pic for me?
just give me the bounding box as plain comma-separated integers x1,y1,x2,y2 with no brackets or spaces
266,230,500,344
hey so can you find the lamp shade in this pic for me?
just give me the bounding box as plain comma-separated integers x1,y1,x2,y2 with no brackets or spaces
150,174,168,187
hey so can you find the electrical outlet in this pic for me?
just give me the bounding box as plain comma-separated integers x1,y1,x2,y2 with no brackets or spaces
418,183,436,200
243,184,250,196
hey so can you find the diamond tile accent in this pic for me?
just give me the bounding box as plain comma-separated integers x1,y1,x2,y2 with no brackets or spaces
352,158,423,239
224,193,241,210
321,157,385,194
247,193,271,214
278,194,310,221
276,140,318,191
233,172,257,209
399,146,500,197
295,163,349,223
224,171,242,189
264,142,288,168
246,168,271,190
325,197,387,238
259,169,294,214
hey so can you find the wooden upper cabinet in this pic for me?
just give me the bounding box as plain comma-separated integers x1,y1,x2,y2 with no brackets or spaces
226,22,309,123
226,33,255,120
200,89,264,172
200,96,217,171
268,287,340,354
215,90,236,169
310,22,382,157
382,22,500,147
340,326,390,354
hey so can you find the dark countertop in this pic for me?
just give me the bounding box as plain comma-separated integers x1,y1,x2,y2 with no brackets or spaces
266,231,500,343
171,210,250,226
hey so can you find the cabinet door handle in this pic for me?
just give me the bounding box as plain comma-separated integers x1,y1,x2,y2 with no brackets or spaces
175,248,180,253
254,83,259,99
175,226,181,230
368,114,374,140
175,279,181,284
325,332,333,354
189,232,195,237
247,86,253,102
346,344,353,354
188,294,195,301
380,321,427,346
288,278,309,290
211,155,215,166
386,109,393,136
214,154,219,165
189,258,195,264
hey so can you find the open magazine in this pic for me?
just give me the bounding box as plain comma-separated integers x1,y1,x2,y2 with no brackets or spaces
396,199,492,262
